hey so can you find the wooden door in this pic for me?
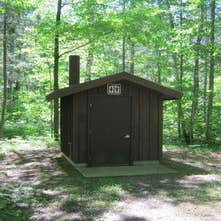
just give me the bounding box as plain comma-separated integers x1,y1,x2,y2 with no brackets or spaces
88,95,131,166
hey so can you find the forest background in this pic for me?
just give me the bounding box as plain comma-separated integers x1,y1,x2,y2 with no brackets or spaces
0,0,220,146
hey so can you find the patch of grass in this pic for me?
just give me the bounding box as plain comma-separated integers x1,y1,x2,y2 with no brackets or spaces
0,185,54,221
45,138,60,148
0,153,5,160
0,139,17,153
162,182,221,204
26,136,59,148
0,136,59,155
164,143,221,152
0,189,33,221
99,184,125,195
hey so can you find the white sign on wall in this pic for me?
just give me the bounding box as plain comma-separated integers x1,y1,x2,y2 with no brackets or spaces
107,83,121,95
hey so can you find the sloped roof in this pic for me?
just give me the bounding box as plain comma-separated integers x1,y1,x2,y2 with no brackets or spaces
46,72,182,100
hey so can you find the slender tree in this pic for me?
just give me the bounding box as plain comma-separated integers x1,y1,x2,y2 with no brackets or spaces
165,0,181,139
176,0,187,142
205,0,216,142
129,41,135,74
122,0,126,72
53,0,62,140
85,1,96,81
156,49,161,84
203,60,208,123
0,9,7,138
86,45,94,81
189,1,205,144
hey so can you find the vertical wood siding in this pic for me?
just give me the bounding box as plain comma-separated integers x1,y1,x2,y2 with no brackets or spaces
60,96,73,159
60,80,163,163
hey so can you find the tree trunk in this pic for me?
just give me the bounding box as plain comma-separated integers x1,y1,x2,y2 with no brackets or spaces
205,0,216,142
122,36,126,72
122,1,126,72
129,41,135,74
8,18,16,104
53,0,62,140
156,0,162,84
157,49,161,84
203,60,208,123
47,62,53,138
178,0,187,143
85,44,94,81
165,0,182,139
0,12,7,138
178,53,188,143
189,2,204,144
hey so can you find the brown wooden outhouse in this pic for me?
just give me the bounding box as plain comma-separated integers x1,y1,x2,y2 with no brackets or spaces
47,55,182,166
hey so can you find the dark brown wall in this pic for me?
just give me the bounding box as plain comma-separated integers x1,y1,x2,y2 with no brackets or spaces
60,80,163,163
60,95,73,158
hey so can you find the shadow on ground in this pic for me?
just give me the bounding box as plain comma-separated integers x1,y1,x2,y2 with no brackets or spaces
0,147,221,221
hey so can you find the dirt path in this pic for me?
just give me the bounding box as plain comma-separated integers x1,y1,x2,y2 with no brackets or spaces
0,144,221,221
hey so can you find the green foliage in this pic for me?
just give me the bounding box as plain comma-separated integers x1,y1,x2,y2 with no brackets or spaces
5,91,51,138
164,143,221,153
0,152,5,160
0,0,220,146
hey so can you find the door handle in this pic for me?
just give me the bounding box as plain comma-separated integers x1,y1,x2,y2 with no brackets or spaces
124,134,130,139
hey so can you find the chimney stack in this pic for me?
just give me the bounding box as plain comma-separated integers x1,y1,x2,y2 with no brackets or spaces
69,55,80,86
